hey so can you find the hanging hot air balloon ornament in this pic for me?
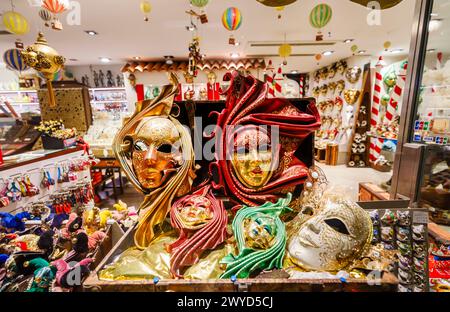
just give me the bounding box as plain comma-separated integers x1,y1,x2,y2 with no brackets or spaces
310,3,333,41
383,41,392,51
140,1,152,22
21,32,66,108
222,7,242,45
190,0,209,24
38,9,52,28
351,44,359,55
2,10,30,36
3,49,29,74
279,34,292,66
41,0,70,30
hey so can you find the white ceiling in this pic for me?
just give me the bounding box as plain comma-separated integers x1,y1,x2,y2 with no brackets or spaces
0,0,419,72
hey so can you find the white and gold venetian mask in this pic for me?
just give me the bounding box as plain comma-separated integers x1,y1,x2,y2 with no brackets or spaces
286,193,372,272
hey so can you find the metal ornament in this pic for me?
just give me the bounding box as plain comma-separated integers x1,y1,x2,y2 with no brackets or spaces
21,32,66,108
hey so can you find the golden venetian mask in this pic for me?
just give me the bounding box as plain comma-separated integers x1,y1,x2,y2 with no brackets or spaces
328,64,337,79
231,125,275,189
243,214,277,250
319,68,329,80
130,117,183,190
337,80,345,94
344,89,361,105
328,82,337,93
345,66,362,84
287,192,373,272
312,87,320,98
336,60,348,75
207,71,217,85
176,195,214,229
320,84,328,96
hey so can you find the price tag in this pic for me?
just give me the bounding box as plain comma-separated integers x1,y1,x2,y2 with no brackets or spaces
419,121,425,130
444,137,448,145
413,211,429,224
424,121,430,131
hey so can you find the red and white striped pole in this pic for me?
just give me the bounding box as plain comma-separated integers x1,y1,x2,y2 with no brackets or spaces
265,60,275,97
371,57,385,128
385,62,408,123
370,137,385,162
274,66,284,97
299,76,304,98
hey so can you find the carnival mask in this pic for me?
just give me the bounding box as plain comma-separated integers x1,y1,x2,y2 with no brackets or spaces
344,89,361,105
176,196,213,229
345,66,362,84
319,68,329,80
130,117,182,190
220,195,292,279
320,84,329,96
244,214,277,250
337,80,345,94
312,87,320,98
328,64,337,79
287,193,372,272
337,60,348,75
328,82,337,93
231,126,275,189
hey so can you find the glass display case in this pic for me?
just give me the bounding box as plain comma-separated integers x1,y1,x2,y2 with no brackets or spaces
394,0,450,224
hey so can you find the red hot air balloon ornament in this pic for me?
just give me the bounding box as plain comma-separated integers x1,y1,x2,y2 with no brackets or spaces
41,0,70,30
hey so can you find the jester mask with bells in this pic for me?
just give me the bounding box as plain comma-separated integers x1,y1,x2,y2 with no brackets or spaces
167,185,228,278
113,73,197,249
285,185,372,272
220,194,292,279
208,72,321,207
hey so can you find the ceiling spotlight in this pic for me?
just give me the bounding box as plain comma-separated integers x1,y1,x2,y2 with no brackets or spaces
230,52,240,59
132,56,141,60
164,55,174,65
85,30,98,36
201,54,207,59
234,41,241,46
390,49,404,54
430,13,439,17
290,70,299,74
99,57,111,63
343,39,354,43
322,51,334,56
427,48,436,53
429,19,443,32
357,50,367,55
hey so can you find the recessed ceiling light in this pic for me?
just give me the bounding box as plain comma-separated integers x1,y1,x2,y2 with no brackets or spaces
322,51,334,56
427,48,436,53
390,49,404,54
132,56,141,60
85,30,98,36
358,50,367,55
343,39,354,43
234,41,240,46
201,54,207,59
430,13,439,17
290,70,299,74
99,57,111,63
230,52,240,59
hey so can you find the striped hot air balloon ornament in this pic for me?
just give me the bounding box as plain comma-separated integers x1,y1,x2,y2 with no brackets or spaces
309,3,332,41
222,7,242,45
3,49,29,73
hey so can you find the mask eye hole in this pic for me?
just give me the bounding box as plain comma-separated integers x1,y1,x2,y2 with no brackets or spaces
302,206,314,216
134,141,148,152
236,146,250,155
325,218,350,235
157,144,175,153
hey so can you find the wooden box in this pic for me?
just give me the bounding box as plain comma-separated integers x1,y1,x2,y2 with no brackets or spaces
83,225,398,292
359,183,391,201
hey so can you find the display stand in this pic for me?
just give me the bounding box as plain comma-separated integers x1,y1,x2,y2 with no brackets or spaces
347,63,371,168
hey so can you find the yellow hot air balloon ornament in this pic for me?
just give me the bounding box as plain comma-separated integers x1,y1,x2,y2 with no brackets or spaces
2,11,30,35
279,43,292,66
21,32,66,108
140,1,152,22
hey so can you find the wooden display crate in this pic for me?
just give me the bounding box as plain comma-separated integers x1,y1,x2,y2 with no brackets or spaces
359,183,391,201
83,225,398,292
